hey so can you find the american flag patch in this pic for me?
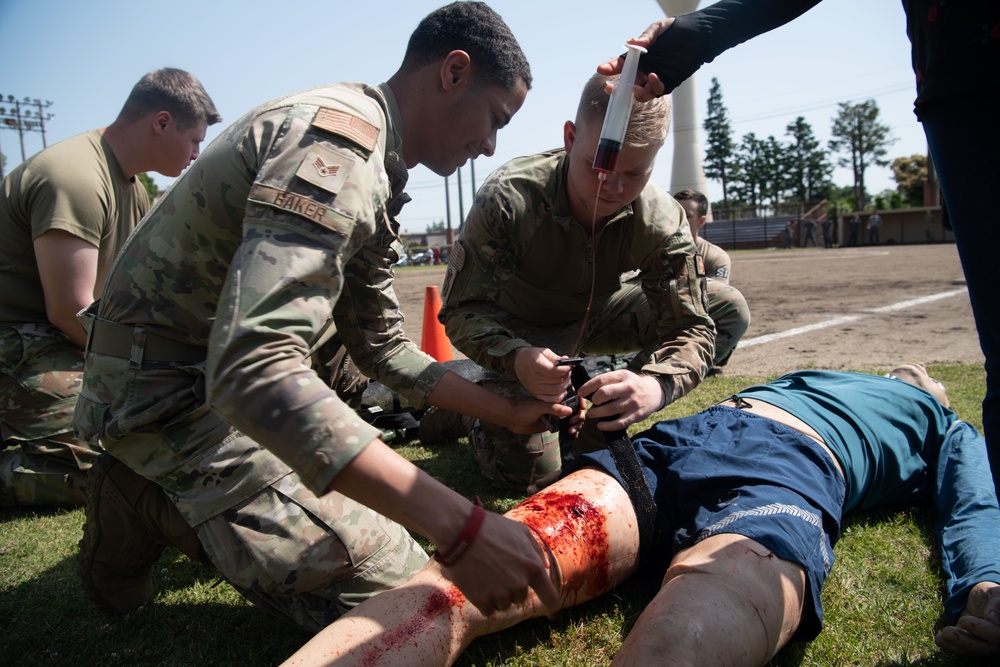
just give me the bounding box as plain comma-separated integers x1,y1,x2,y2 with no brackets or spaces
312,108,379,153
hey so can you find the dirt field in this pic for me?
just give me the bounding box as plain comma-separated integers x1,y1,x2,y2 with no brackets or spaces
392,242,983,379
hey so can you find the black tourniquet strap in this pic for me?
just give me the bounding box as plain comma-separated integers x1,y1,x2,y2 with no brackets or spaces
569,364,658,560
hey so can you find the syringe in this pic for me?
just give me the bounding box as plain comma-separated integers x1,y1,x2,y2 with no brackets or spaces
593,43,648,175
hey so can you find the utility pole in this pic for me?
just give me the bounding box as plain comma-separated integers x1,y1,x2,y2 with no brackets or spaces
0,95,55,173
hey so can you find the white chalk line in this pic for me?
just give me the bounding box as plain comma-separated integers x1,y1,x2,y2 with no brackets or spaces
737,250,891,263
739,287,969,348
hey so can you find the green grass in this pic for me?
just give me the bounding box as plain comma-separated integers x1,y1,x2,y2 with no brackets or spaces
0,364,992,666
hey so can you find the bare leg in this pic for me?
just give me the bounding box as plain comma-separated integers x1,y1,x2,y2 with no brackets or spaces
281,469,639,667
612,533,806,667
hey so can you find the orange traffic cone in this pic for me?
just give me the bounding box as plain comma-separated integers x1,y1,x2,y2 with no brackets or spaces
421,285,453,362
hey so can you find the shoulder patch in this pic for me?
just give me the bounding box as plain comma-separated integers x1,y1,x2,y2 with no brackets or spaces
311,107,379,153
295,144,354,195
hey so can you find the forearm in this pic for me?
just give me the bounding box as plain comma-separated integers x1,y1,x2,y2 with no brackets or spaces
426,369,525,427
329,439,474,554
48,308,88,348
642,325,715,405
441,305,531,377
34,229,99,348
641,0,824,92
332,247,454,407
641,263,716,403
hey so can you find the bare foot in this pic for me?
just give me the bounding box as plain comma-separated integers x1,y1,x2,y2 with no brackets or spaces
934,581,1000,656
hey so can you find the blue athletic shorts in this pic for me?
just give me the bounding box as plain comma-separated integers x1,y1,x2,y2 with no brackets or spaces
574,405,847,640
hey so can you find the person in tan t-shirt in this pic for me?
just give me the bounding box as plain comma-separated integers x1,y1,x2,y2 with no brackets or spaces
0,68,220,505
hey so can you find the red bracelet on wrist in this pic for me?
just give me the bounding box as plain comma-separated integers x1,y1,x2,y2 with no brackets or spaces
433,497,485,566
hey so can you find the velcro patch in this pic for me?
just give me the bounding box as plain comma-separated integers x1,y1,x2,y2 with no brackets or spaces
248,183,345,233
311,108,379,153
296,144,353,195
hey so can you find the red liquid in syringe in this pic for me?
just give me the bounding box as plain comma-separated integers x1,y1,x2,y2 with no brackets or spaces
593,138,622,174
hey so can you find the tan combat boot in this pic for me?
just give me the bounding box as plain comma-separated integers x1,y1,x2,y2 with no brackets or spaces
77,453,207,614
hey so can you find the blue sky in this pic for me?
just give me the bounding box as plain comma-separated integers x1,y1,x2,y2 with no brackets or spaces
1,0,922,233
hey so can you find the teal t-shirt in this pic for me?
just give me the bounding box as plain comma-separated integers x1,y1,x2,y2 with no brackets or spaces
737,370,956,512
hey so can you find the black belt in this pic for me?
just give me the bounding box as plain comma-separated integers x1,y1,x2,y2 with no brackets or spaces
87,318,206,363
566,363,658,562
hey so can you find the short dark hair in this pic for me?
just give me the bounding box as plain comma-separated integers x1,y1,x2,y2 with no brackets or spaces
674,189,709,217
117,68,221,129
402,2,532,92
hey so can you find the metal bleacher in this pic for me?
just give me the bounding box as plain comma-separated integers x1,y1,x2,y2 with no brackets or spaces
700,215,799,250
702,200,828,250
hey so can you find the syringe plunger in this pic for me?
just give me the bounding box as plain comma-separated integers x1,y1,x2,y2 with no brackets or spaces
593,43,647,174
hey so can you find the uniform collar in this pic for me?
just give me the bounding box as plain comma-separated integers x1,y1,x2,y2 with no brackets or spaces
367,83,411,214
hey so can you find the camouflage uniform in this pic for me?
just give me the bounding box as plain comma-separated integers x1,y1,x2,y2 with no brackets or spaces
0,130,149,505
695,235,751,367
74,83,441,631
439,149,714,489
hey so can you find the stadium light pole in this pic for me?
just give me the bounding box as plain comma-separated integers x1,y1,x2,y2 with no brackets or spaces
0,95,55,167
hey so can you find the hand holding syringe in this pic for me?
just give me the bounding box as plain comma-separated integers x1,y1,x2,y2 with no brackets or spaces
592,43,647,175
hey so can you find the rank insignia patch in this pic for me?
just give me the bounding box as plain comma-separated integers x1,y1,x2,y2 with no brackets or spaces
296,144,353,194
313,155,339,178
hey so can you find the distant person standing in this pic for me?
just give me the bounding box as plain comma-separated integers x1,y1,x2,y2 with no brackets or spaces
802,218,818,247
784,219,796,249
868,212,882,245
0,68,220,506
821,217,833,248
924,209,936,243
847,213,861,247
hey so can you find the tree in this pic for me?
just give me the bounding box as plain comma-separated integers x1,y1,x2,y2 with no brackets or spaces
731,132,766,212
759,135,787,208
873,188,903,210
702,77,735,208
426,220,446,233
890,154,928,207
785,116,832,203
828,100,895,210
827,184,857,214
137,173,159,201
